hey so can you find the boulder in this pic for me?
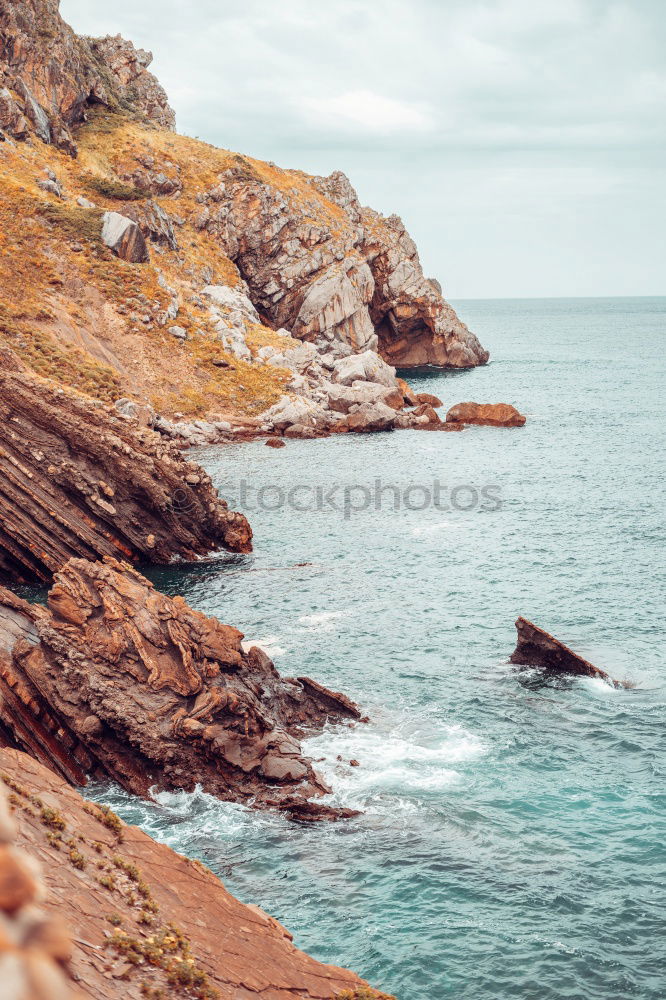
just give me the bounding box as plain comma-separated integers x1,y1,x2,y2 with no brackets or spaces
0,558,363,819
114,397,155,427
415,392,443,408
327,381,403,413
261,395,330,432
203,283,260,322
446,402,526,427
411,402,441,424
332,350,396,388
344,401,396,433
265,438,286,448
510,618,622,687
101,211,149,263
397,377,418,406
119,198,178,249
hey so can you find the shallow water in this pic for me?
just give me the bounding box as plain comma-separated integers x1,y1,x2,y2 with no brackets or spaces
90,297,666,1000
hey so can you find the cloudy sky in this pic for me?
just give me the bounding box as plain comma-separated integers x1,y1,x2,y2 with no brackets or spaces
61,0,665,298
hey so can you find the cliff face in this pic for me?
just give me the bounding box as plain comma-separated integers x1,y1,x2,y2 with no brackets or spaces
0,0,487,433
0,347,251,584
1,749,387,998
0,557,362,820
0,0,174,155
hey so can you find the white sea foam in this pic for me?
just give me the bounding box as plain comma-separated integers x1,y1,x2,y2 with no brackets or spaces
297,610,349,631
241,635,286,657
305,717,486,812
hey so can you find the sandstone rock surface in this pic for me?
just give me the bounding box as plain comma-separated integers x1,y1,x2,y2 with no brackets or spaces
0,347,251,584
1,749,383,998
510,618,622,686
0,772,83,999
0,557,363,819
445,402,526,427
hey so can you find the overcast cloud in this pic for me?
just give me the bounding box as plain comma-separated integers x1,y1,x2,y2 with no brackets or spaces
60,0,665,298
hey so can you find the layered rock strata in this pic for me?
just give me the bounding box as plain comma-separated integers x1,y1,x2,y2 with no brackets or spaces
0,347,251,584
0,557,363,820
2,749,388,998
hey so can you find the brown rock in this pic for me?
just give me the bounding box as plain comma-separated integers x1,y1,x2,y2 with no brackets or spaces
510,617,623,687
396,376,418,406
411,403,441,424
445,402,526,427
0,557,363,819
0,346,251,584
265,438,286,448
101,212,149,263
415,392,443,408
0,749,381,998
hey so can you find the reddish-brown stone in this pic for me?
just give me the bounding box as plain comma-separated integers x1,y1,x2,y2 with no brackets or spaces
510,617,623,686
0,557,363,820
446,402,526,427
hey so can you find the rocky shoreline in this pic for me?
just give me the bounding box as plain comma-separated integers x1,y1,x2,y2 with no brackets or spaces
0,2,532,996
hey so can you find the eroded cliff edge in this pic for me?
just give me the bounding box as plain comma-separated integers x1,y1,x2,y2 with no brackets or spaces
1,749,390,998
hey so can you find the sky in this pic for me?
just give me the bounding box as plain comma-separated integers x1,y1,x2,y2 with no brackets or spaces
60,0,666,299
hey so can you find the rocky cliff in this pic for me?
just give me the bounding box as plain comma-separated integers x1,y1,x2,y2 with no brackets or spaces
0,0,488,440
0,556,363,820
1,749,391,998
0,347,251,584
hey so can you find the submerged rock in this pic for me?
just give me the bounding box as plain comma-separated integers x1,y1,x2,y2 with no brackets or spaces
0,347,251,584
1,749,378,998
510,617,622,686
0,557,364,820
446,402,526,427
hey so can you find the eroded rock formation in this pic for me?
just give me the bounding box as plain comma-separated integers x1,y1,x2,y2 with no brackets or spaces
194,166,489,369
0,0,174,154
510,617,622,686
2,749,387,998
0,557,363,819
445,402,526,427
0,347,251,584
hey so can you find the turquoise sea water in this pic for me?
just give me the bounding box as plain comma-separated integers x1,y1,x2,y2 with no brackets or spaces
91,297,666,1000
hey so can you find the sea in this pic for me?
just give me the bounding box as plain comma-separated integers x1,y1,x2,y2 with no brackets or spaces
89,297,666,1000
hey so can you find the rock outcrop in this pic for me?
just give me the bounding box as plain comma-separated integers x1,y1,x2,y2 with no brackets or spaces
446,402,526,427
510,618,622,687
2,749,388,998
0,0,174,154
194,166,489,369
0,772,83,999
0,557,363,820
0,347,251,584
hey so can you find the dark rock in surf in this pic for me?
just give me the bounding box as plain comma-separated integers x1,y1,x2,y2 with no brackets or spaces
510,617,622,687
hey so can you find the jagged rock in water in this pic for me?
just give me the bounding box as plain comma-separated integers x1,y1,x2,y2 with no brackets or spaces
0,557,364,820
0,347,251,584
446,402,526,427
510,617,622,686
101,211,149,262
0,0,174,154
1,750,380,998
